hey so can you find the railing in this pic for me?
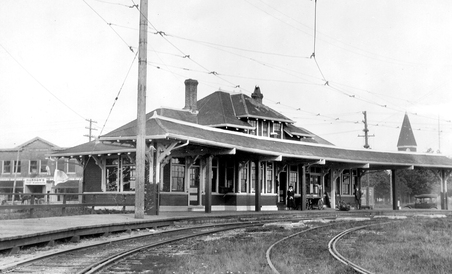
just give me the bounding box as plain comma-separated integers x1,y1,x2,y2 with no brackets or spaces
0,193,135,217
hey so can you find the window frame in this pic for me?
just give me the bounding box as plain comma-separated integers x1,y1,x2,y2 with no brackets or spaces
13,160,21,174
29,160,39,174
3,161,12,174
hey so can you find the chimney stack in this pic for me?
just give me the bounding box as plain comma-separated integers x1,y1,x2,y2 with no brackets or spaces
183,79,198,112
251,86,263,104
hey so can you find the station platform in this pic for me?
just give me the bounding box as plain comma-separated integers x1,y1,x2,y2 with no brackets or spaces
0,210,335,252
1,208,447,253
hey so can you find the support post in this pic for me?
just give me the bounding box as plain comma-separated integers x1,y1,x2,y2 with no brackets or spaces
441,170,449,210
204,155,212,213
135,0,148,219
301,165,306,211
255,160,261,212
391,169,398,210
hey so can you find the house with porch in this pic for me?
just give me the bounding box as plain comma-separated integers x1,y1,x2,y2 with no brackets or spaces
50,79,452,212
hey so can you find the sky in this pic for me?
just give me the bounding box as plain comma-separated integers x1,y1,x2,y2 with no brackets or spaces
1,0,451,156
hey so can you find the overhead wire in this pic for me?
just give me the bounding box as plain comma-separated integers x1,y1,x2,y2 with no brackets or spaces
0,43,86,121
130,0,240,89
99,51,139,137
82,0,135,53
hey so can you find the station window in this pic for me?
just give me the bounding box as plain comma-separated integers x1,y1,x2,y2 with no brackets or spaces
171,158,185,192
250,161,256,193
29,160,38,174
248,120,257,135
240,162,248,193
219,160,234,193
271,123,282,139
289,166,298,193
189,158,200,188
105,158,119,192
262,121,268,137
3,161,12,174
341,170,354,195
122,156,136,192
265,162,273,193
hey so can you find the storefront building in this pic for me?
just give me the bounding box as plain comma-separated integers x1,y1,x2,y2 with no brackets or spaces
0,137,83,203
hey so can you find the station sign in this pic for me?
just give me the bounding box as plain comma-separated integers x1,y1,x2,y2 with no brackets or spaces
24,178,47,185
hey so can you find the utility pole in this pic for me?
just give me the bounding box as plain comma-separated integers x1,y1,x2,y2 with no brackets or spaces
84,119,98,142
358,111,374,149
135,0,148,219
438,115,441,154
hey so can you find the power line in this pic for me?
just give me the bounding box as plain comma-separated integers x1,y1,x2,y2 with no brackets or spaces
82,0,135,53
0,43,86,121
99,51,139,136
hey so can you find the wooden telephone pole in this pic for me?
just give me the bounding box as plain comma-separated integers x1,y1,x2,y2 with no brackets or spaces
358,111,374,149
84,119,97,141
135,0,148,219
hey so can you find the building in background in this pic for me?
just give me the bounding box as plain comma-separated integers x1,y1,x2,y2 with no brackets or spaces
0,137,83,202
397,113,417,152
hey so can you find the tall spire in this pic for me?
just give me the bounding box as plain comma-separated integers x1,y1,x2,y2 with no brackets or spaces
397,113,417,152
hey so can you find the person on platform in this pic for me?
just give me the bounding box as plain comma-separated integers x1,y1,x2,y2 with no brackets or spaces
287,185,295,210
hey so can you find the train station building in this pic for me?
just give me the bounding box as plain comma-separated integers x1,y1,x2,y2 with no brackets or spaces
50,79,452,213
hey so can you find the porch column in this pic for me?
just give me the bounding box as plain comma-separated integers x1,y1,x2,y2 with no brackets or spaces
391,169,398,210
145,144,158,215
356,171,362,209
301,165,306,211
204,155,212,213
440,170,449,210
255,160,261,212
445,171,449,210
330,175,336,210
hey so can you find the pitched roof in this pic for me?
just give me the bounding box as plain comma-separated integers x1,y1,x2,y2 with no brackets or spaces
230,93,294,122
0,137,61,152
94,114,452,169
48,141,135,157
397,113,417,150
197,91,253,129
284,124,333,146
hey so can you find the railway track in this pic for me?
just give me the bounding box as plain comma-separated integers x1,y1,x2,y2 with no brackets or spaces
2,213,385,273
266,218,395,274
2,221,264,274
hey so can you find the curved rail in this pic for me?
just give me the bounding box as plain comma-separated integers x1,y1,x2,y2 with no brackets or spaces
328,222,393,274
3,221,260,273
80,222,262,274
328,225,374,274
266,223,336,274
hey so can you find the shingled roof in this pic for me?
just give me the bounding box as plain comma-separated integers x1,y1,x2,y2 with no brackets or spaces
96,114,452,170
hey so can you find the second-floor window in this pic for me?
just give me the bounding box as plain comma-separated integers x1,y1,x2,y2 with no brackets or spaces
40,160,48,174
3,161,12,174
13,161,21,173
29,160,38,174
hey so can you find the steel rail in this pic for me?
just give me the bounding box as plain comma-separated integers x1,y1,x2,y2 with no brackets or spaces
79,222,263,274
266,223,337,274
328,225,374,274
328,222,393,274
2,221,260,273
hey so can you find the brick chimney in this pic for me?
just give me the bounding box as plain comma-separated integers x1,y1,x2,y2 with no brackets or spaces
183,79,198,112
251,86,263,104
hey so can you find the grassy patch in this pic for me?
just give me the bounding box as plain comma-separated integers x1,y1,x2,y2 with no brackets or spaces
338,217,452,274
